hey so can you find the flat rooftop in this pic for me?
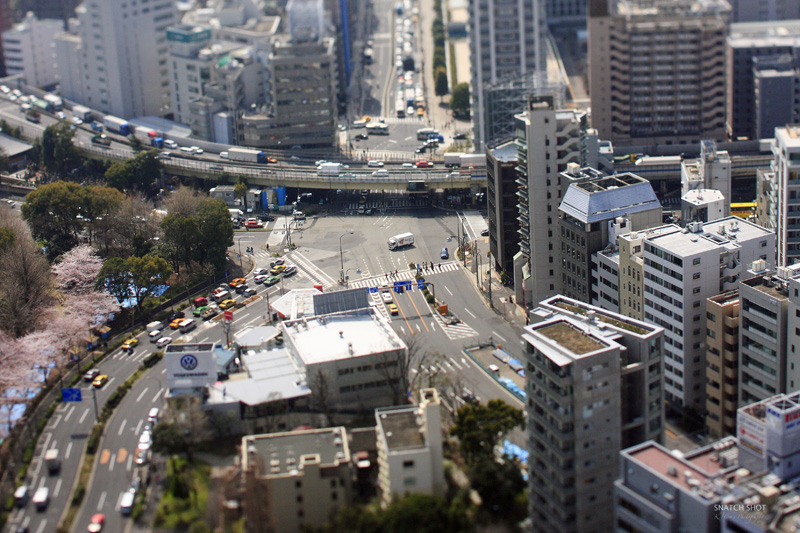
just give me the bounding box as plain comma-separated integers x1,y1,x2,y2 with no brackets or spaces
376,406,425,451
243,427,349,476
708,290,739,306
742,275,789,301
535,320,606,355
647,217,772,257
283,308,405,366
544,296,658,336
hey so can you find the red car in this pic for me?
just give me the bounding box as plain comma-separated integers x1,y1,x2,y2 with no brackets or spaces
244,219,261,228
88,513,105,532
416,160,433,168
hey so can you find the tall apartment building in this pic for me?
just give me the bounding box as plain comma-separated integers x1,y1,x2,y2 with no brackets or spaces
513,95,587,309
469,0,547,150
588,0,730,146
54,0,178,119
727,20,800,140
754,54,800,141
728,0,800,22
704,289,740,439
241,427,353,533
1,12,63,88
166,25,216,127
773,125,800,266
486,139,520,274
680,140,732,223
375,389,445,506
544,0,585,23
525,296,664,533
0,0,12,77
643,218,775,411
557,169,662,303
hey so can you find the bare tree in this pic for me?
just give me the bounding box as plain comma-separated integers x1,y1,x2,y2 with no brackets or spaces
309,369,335,426
374,333,437,405
163,186,200,218
96,195,161,257
0,238,53,337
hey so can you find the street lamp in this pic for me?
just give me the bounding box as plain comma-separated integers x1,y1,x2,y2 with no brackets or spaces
339,231,354,283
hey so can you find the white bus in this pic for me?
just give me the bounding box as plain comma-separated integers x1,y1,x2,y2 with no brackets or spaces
417,128,439,140
366,123,389,135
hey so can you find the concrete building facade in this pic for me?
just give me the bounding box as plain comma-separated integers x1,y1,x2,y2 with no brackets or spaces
513,96,587,309
2,12,63,88
773,125,800,266
485,139,520,274
588,0,730,146
55,0,178,119
525,296,664,533
375,389,445,506
704,289,740,439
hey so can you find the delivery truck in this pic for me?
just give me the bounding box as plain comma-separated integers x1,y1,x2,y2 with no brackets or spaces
44,449,60,475
444,152,464,167
72,105,92,122
228,147,267,164
460,154,486,168
317,162,341,175
104,115,131,136
387,232,414,250
134,126,157,142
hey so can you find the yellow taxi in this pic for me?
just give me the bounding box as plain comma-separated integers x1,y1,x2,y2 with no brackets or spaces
219,299,237,310
92,374,109,388
361,115,372,123
121,338,139,351
169,318,184,329
270,264,287,275
387,304,398,316
229,278,246,288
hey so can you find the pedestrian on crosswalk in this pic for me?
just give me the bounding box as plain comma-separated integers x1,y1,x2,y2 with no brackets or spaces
394,270,398,278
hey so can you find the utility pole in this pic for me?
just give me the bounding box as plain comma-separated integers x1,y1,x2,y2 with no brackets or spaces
91,387,99,421
488,254,493,309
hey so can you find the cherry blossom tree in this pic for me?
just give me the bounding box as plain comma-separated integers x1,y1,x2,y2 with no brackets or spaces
52,244,104,295
0,332,51,432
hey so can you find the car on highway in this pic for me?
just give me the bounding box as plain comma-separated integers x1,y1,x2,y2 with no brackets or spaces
481,228,490,237
244,218,261,228
243,288,257,298
92,374,108,388
416,160,433,168
372,169,388,177
135,448,149,466
234,283,250,294
282,265,297,276
254,267,269,276
219,299,237,310
441,247,449,259
367,160,384,168
269,259,285,267
156,337,172,349
229,278,246,288
193,305,208,317
220,151,228,159
270,264,287,274
121,338,138,352
139,430,152,446
388,304,398,315
163,139,178,149
257,214,275,222
402,162,414,168
170,310,185,320
415,145,427,154
254,274,268,284
354,133,368,141
381,291,393,303
87,513,105,532
190,146,203,154
71,116,83,126
158,152,171,159
266,156,278,163
84,369,101,383
454,132,467,140
56,111,67,119
169,318,184,329
265,275,280,286
201,306,219,320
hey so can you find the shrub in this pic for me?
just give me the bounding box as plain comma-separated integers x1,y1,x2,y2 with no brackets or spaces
22,445,34,463
72,484,85,506
426,293,435,304
87,426,102,454
143,351,163,368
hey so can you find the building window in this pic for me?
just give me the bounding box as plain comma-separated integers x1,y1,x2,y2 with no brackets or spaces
693,258,701,265
403,460,415,469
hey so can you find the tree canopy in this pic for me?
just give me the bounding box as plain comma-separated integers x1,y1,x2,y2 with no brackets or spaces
435,67,449,98
97,254,172,309
35,122,80,175
450,399,524,464
104,150,162,196
450,83,470,118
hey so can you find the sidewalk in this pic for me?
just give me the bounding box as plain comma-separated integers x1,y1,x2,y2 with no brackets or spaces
459,251,528,329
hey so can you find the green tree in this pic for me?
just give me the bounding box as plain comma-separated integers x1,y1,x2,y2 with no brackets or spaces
21,181,85,258
195,198,234,272
97,257,132,304
435,67,449,99
159,214,200,274
152,422,187,456
0,227,15,253
37,122,79,174
104,150,161,196
127,254,172,309
104,160,136,192
450,83,470,118
129,136,143,152
433,48,446,70
468,458,527,523
234,181,248,206
450,399,524,464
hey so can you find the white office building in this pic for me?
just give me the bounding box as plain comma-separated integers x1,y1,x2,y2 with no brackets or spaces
1,12,62,88
55,0,178,118
772,125,800,267
642,218,775,411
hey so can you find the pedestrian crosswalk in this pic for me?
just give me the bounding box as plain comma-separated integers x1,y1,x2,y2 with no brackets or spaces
348,261,460,289
346,197,430,210
380,116,425,125
429,308,479,341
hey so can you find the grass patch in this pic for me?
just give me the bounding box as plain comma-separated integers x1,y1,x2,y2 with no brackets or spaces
449,42,457,89
153,457,211,530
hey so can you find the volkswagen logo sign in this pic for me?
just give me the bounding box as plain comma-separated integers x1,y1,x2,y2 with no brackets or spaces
180,354,199,371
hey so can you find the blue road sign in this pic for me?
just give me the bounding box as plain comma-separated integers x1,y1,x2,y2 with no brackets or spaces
403,281,412,290
418,281,426,290
62,388,82,402
368,287,378,293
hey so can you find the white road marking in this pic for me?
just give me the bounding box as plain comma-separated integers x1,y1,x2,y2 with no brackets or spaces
444,285,453,296
109,453,116,471
135,419,143,435
197,336,209,344
64,405,76,422
153,388,164,403
50,440,57,452
54,479,62,497
97,490,106,510
401,326,406,335
430,321,435,330
416,324,421,332
105,377,116,389
161,368,166,374
127,454,133,472
118,419,127,436
34,519,47,533
136,387,149,403
492,331,507,343
450,358,463,370
79,408,89,424
21,515,30,528
37,477,45,490
464,308,476,319
404,135,413,140
65,442,73,460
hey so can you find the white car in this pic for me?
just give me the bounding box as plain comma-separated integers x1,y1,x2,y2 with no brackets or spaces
163,139,178,149
220,151,229,159
402,162,414,168
139,430,152,446
0,85,9,94
367,160,384,168
156,337,172,349
254,274,268,284
191,146,203,154
381,291,393,303
372,169,388,177
56,111,67,119
254,268,269,276
71,116,83,125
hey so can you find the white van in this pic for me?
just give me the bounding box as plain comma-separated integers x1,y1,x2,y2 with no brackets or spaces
179,146,194,155
372,169,388,177
147,321,162,333
148,329,162,343
120,490,135,515
14,485,28,508
179,318,196,333
148,407,160,424
32,487,49,511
